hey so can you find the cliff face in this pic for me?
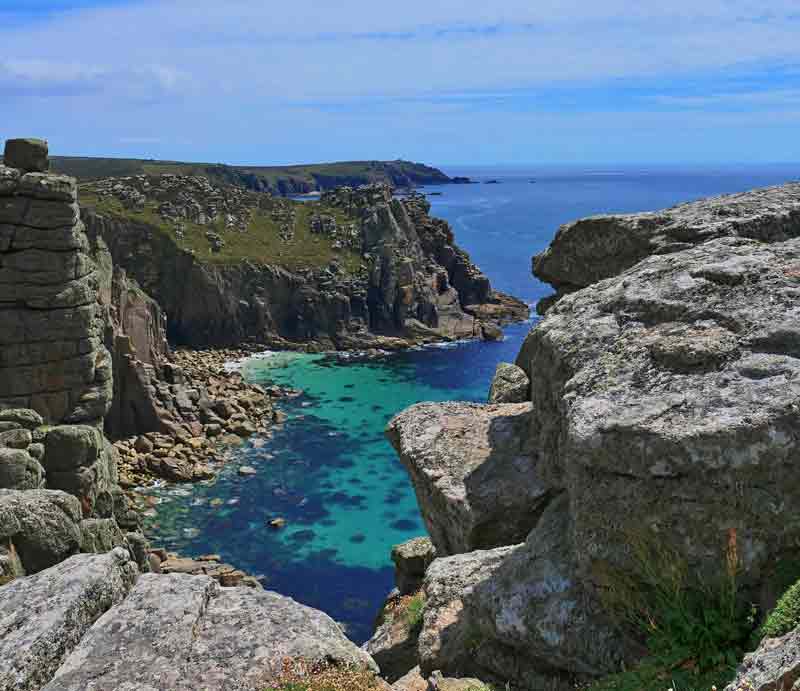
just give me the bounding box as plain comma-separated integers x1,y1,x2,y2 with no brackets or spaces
387,182,800,689
0,144,112,427
82,182,527,350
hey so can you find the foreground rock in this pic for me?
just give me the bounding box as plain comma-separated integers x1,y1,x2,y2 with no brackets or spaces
534,181,800,304
725,627,800,691
487,362,529,404
392,537,437,595
387,402,550,555
387,183,800,688
42,572,376,691
0,549,137,691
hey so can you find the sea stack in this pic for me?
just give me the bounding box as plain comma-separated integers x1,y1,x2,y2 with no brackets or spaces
0,138,113,426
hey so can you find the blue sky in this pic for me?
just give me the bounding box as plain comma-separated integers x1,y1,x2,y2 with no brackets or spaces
1,1,799,166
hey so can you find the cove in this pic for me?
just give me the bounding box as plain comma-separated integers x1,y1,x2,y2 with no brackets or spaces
143,164,799,643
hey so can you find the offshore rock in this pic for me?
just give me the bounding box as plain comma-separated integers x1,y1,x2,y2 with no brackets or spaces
0,548,137,691
387,402,549,555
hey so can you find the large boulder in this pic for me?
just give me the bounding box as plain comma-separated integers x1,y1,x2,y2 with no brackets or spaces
386,402,550,555
0,489,82,575
417,544,521,680
0,548,138,691
44,573,377,691
533,181,800,294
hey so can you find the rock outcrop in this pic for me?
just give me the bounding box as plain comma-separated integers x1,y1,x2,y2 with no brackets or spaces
725,627,800,691
487,362,529,404
387,402,551,555
82,182,527,350
0,552,378,691
0,139,112,426
387,182,800,688
0,548,137,691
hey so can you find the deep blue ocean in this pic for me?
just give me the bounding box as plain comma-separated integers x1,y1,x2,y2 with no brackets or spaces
144,164,798,643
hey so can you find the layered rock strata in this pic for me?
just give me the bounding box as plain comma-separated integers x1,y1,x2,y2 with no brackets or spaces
387,182,800,688
0,139,112,426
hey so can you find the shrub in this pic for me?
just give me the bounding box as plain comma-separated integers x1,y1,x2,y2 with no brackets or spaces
758,576,800,640
263,659,383,691
404,591,426,633
595,527,755,677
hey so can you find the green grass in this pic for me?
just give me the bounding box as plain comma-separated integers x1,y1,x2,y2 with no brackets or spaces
585,658,734,691
403,591,426,633
53,156,451,192
79,190,364,273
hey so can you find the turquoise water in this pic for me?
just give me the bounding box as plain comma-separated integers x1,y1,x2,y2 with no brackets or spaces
144,164,798,642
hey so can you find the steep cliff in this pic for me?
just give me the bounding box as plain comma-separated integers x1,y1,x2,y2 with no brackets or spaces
386,182,800,689
80,179,527,349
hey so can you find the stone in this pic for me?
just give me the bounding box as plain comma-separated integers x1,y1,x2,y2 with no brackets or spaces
0,427,33,449
724,626,800,691
18,172,77,202
79,518,126,553
428,672,492,691
0,408,44,429
0,165,21,195
0,448,44,490
364,590,420,682
392,536,437,595
487,362,529,404
392,667,428,691
3,138,49,172
0,489,82,574
0,548,137,691
386,401,549,555
43,573,377,690
417,544,521,680
238,465,257,476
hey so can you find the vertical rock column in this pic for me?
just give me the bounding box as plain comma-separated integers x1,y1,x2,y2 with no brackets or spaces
0,138,113,426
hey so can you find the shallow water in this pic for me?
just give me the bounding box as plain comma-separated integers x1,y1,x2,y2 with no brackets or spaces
144,164,798,642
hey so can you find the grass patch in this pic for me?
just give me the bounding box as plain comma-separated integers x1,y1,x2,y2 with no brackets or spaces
403,591,426,633
80,190,364,273
264,660,383,691
593,527,755,691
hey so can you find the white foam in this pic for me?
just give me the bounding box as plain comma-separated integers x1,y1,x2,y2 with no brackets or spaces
223,349,277,372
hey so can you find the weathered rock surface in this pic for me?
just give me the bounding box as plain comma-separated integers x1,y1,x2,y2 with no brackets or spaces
392,666,428,691
427,672,492,691
387,182,800,688
534,181,800,297
364,590,422,682
387,402,550,555
43,572,377,691
724,627,800,691
392,536,436,595
0,548,137,691
0,144,111,426
417,545,521,681
487,362,529,404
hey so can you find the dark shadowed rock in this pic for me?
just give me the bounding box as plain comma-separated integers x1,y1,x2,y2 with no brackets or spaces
0,548,137,691
3,138,49,173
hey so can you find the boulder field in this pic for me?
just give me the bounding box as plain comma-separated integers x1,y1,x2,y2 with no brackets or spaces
385,182,800,689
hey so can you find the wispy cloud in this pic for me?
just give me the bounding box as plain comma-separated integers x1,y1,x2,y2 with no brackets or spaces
0,0,798,163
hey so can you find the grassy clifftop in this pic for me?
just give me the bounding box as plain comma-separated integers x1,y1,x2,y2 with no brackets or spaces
79,175,364,274
55,156,453,195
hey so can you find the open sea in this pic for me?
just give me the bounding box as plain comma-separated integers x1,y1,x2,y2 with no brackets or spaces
144,164,799,643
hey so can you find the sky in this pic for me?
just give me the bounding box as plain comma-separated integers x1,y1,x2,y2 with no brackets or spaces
1,1,799,166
